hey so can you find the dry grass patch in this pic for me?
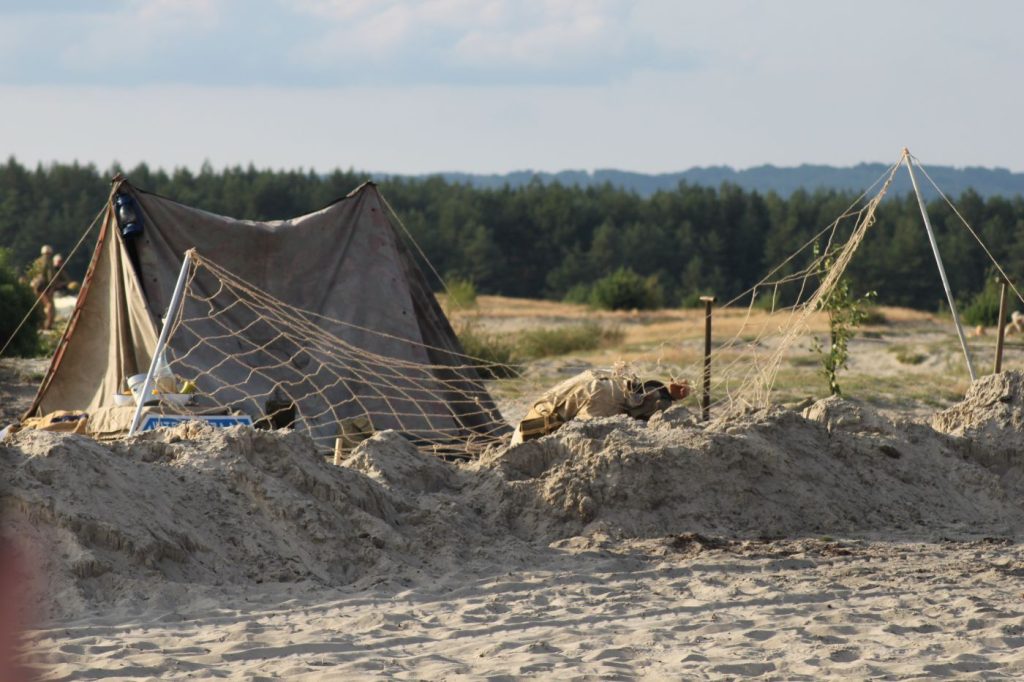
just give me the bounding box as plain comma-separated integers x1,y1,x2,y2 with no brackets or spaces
451,295,595,320
456,295,988,415
516,323,624,359
889,345,928,365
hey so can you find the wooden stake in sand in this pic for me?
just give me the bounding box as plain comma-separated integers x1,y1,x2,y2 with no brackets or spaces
700,295,716,421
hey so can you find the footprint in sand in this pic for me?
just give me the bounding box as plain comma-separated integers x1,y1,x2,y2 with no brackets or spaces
923,658,1001,675
584,646,636,662
712,662,776,676
743,629,777,641
884,622,941,635
965,618,988,630
526,641,561,654
828,647,861,663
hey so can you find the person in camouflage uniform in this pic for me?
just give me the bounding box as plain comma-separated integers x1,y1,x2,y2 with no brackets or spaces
511,369,689,444
26,245,57,330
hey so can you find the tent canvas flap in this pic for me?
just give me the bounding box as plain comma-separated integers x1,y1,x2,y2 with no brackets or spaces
31,181,508,446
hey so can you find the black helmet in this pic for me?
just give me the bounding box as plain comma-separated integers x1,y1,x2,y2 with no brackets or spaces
640,380,671,401
631,379,672,418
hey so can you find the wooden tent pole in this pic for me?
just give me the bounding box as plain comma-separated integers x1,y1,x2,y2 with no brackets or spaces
128,249,194,437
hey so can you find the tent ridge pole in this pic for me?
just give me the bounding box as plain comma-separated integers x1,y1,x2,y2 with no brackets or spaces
127,249,195,437
903,150,977,383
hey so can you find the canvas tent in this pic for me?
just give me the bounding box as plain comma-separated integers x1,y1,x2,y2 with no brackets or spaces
27,178,509,447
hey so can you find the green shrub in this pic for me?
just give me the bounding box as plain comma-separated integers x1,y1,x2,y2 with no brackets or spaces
444,277,478,311
589,267,663,311
516,323,624,359
811,244,875,397
678,292,706,309
455,321,520,379
37,319,69,357
962,279,1004,327
0,248,41,357
562,283,592,305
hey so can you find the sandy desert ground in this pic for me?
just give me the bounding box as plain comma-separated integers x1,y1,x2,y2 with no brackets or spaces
4,301,1024,679
24,537,1024,679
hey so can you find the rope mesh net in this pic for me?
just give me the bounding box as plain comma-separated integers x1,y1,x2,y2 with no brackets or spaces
149,251,513,456
709,158,901,414
141,152,1012,451
573,156,906,419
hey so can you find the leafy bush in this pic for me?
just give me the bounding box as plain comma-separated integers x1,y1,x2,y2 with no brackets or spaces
678,292,708,309
811,245,876,396
562,283,592,305
0,248,41,357
516,323,624,359
444,277,478,311
38,319,69,357
962,278,1005,327
589,267,663,311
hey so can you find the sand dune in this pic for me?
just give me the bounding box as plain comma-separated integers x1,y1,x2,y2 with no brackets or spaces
5,372,1024,678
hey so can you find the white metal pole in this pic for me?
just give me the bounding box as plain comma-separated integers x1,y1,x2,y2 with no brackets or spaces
903,151,977,382
128,249,195,436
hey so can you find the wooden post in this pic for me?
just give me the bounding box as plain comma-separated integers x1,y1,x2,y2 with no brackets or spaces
995,277,1009,374
700,296,716,421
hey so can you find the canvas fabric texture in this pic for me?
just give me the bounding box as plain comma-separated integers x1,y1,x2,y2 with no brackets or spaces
18,410,89,435
28,182,507,444
33,216,160,417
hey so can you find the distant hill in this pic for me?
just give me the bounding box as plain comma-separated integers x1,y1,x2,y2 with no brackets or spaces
394,164,1024,199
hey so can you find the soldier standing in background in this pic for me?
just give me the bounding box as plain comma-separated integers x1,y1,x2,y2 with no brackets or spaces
27,245,57,330
50,254,77,295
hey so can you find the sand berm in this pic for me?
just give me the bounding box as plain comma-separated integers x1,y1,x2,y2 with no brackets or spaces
3,371,1024,622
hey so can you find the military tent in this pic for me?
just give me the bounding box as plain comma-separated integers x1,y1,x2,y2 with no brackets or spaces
26,178,509,449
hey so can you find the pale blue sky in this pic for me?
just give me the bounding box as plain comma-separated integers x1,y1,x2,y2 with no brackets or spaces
0,0,1020,173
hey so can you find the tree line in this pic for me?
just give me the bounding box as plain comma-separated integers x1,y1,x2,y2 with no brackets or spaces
2,156,1024,312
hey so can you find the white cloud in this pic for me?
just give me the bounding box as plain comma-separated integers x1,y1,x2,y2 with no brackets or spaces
53,0,223,74
3,65,1022,176
290,0,648,78
1,0,1022,172
452,5,619,68
293,0,502,26
1,0,680,86
289,0,380,21
134,0,221,27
